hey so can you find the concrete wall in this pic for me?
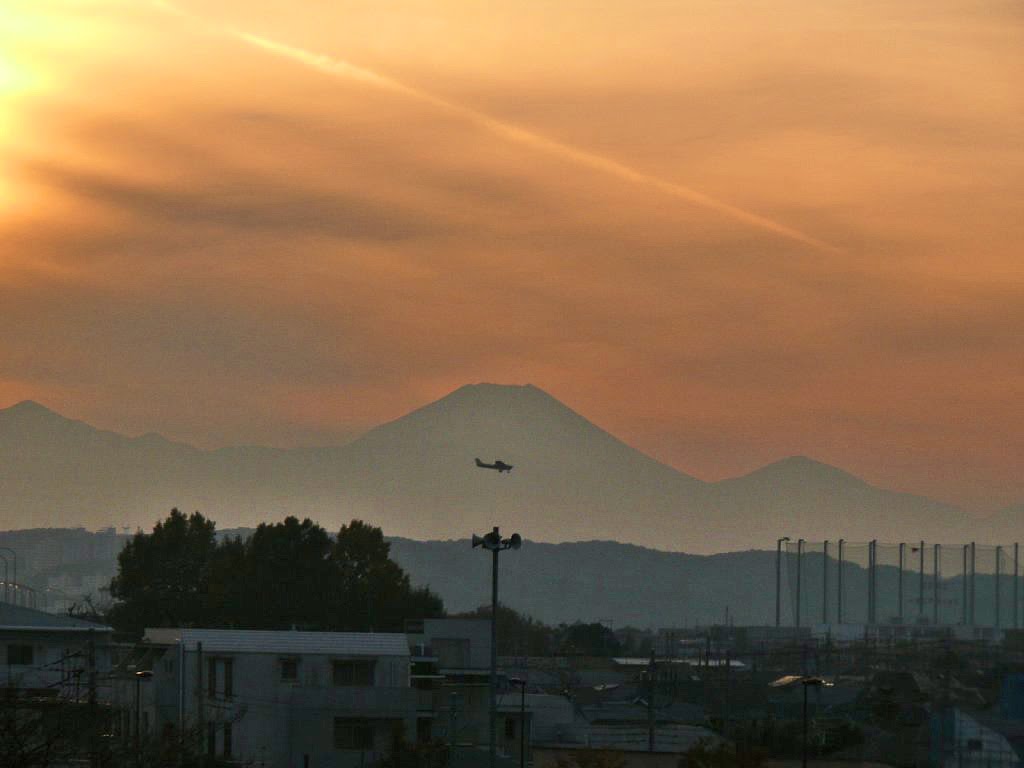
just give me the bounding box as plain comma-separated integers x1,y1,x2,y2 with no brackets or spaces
139,646,415,768
0,629,113,699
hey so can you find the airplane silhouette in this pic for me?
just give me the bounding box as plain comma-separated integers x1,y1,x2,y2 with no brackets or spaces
475,458,513,473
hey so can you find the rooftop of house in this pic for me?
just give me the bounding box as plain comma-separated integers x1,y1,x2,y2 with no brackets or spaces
0,602,113,632
143,628,410,657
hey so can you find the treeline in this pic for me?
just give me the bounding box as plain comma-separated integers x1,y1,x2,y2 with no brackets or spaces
107,509,444,637
455,604,653,658
103,509,652,656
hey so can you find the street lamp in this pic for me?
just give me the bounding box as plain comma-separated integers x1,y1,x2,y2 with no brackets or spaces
776,537,790,628
134,670,153,767
508,678,527,768
770,675,832,768
472,527,522,768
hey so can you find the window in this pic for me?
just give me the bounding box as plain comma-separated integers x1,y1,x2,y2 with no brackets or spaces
505,717,516,740
334,718,374,750
280,658,299,682
208,658,217,697
208,658,234,699
224,659,233,698
433,638,470,668
332,660,375,686
7,644,33,666
207,723,216,758
223,723,233,759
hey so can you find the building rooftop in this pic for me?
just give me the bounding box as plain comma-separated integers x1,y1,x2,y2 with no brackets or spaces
0,602,112,632
143,628,410,657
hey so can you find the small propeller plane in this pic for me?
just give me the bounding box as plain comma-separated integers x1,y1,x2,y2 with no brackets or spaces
475,458,514,473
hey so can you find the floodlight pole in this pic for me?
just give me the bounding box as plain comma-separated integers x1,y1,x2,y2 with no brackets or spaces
472,526,522,768
490,534,499,768
775,537,790,628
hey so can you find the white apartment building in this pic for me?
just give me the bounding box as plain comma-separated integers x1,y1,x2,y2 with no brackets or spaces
0,602,114,698
135,628,417,767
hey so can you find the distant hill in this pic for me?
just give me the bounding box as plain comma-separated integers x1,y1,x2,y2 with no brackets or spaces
0,383,1008,552
7,527,1001,630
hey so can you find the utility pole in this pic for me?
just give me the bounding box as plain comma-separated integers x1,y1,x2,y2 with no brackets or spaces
919,541,925,620
898,542,905,623
646,651,656,753
88,632,98,768
962,545,968,625
776,537,790,627
970,542,976,627
837,540,844,624
196,642,204,757
795,539,804,628
447,691,459,768
822,541,829,625
868,540,877,625
996,546,1003,628
1015,543,1020,629
933,544,940,625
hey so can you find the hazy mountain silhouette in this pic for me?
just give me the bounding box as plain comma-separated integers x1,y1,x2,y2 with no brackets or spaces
0,384,999,551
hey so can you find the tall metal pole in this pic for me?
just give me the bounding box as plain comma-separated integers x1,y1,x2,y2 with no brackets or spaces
795,539,804,628
898,543,905,623
0,554,7,603
822,541,829,625
801,681,809,768
1015,543,1020,630
919,541,925,620
135,675,142,767
869,540,877,625
519,680,526,768
934,544,940,625
490,540,499,768
962,545,968,625
996,546,1002,628
647,651,656,753
776,538,789,628
837,540,844,624
966,544,974,626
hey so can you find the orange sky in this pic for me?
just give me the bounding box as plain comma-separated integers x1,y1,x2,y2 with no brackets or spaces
1,0,1023,512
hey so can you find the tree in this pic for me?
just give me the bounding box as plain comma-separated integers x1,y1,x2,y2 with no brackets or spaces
108,509,217,636
333,520,445,631
236,516,337,629
454,604,554,655
557,622,622,657
106,511,444,635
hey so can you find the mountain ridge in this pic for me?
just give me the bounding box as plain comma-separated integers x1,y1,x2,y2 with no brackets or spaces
0,386,1007,551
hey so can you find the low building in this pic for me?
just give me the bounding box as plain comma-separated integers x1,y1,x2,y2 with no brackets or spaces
0,602,114,698
130,627,416,767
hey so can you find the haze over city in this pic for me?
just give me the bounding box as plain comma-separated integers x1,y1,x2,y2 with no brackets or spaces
2,0,1022,520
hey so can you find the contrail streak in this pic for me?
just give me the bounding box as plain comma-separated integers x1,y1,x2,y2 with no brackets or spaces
155,1,837,252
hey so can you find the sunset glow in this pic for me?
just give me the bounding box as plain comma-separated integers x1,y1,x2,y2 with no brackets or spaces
2,0,1023,513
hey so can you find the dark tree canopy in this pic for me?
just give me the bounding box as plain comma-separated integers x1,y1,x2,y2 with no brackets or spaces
107,511,444,637
455,604,555,656
108,509,217,637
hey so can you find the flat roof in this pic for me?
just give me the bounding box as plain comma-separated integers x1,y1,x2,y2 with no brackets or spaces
0,603,112,632
143,628,409,657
